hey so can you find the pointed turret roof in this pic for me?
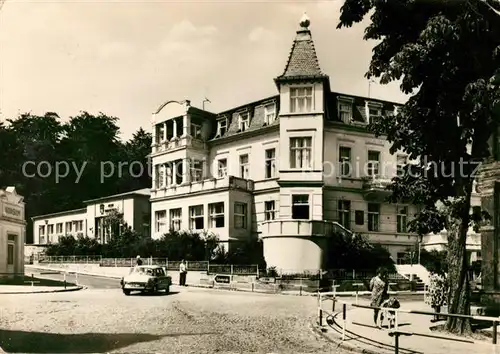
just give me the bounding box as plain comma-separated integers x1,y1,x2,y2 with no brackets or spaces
275,13,328,85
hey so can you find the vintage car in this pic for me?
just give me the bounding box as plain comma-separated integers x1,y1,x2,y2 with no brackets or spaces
120,265,171,295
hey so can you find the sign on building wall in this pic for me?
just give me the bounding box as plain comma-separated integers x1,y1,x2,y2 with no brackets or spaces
2,204,22,220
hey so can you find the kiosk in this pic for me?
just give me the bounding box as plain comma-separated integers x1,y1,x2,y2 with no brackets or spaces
0,187,26,278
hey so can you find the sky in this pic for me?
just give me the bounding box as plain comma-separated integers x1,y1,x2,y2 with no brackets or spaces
0,0,408,141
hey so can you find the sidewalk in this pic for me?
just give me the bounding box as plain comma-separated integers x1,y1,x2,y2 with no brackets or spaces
0,285,83,294
314,298,500,354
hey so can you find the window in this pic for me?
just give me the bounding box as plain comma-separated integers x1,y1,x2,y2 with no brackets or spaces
170,208,181,231
189,205,204,230
74,221,83,232
397,206,408,233
355,210,364,225
65,222,72,233
367,150,380,177
292,195,309,219
156,164,165,188
290,87,313,113
238,112,250,132
216,118,227,137
239,154,249,179
166,164,173,186
217,159,227,178
234,203,247,229
156,123,165,144
209,202,224,228
7,244,14,265
264,104,276,125
190,160,203,182
155,210,167,233
338,200,351,229
338,102,352,123
190,123,202,139
396,155,407,176
368,203,380,232
339,146,352,177
265,148,276,178
39,225,45,235
56,223,63,234
290,137,312,169
47,224,54,235
369,107,382,124
264,201,276,221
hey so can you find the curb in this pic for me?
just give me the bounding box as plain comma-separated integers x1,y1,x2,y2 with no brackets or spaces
0,285,85,295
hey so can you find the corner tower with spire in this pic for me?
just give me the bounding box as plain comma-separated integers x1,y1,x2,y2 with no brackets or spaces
274,13,330,221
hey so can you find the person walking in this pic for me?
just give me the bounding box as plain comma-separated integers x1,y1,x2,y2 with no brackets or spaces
370,267,389,326
179,260,187,286
136,255,143,266
425,262,447,322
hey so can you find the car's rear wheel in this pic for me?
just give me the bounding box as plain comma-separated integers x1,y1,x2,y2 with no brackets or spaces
165,285,170,295
123,289,131,296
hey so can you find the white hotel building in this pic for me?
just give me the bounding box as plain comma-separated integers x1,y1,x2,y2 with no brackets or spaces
28,15,480,270
32,189,151,246
150,15,430,271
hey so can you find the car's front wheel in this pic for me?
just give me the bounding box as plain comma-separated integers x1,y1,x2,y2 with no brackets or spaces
165,285,170,295
123,289,131,296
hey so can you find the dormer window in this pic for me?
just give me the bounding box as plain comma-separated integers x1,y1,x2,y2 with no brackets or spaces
290,87,313,113
264,104,276,125
190,123,202,139
337,97,353,123
238,112,249,132
367,101,383,124
369,108,382,124
216,117,227,137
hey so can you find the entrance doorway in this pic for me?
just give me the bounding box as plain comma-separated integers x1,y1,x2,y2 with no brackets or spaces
7,234,17,274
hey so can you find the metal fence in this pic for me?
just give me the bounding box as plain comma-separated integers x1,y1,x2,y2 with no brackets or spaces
38,255,103,263
34,256,413,282
316,292,499,353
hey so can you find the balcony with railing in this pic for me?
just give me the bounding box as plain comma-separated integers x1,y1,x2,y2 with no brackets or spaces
259,219,353,239
422,230,481,251
361,175,393,201
151,175,254,199
152,135,206,154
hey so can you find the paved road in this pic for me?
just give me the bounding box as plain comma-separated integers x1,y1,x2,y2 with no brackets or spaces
0,285,348,353
27,269,121,289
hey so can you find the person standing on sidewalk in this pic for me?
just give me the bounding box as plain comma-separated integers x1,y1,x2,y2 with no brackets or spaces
425,262,447,322
136,255,143,266
369,267,389,326
179,260,187,286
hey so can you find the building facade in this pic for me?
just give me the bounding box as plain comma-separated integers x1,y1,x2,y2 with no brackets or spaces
0,187,26,277
32,188,151,245
150,15,424,271
421,189,482,263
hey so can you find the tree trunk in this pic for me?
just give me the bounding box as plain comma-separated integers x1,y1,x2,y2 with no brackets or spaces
444,195,472,335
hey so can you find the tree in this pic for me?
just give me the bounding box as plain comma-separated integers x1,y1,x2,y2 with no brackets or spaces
212,239,266,266
325,232,395,273
338,0,500,334
117,128,152,192
154,230,219,261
